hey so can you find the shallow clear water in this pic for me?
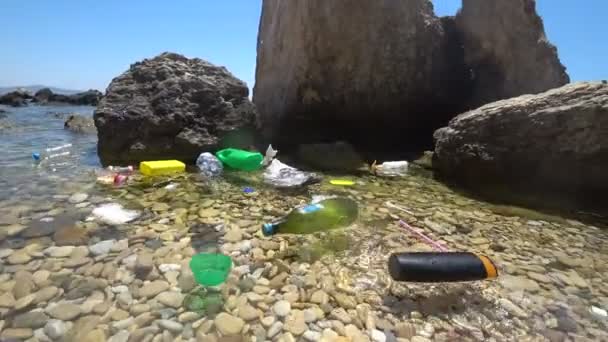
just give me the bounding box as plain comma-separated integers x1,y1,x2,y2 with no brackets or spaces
0,104,607,341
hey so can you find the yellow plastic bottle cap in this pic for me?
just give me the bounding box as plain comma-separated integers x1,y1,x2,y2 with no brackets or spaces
330,179,355,186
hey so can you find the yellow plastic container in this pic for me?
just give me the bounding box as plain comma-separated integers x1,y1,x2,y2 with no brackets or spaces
140,160,186,176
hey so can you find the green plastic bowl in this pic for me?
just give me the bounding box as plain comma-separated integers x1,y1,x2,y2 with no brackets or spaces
189,253,232,286
215,148,263,171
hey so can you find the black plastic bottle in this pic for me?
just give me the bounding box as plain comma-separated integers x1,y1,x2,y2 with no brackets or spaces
388,252,498,282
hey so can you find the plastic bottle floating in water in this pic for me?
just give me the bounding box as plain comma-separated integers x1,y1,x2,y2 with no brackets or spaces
32,143,73,162
262,197,359,236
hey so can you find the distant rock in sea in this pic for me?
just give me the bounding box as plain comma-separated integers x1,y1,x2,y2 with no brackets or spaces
33,88,102,106
0,90,33,107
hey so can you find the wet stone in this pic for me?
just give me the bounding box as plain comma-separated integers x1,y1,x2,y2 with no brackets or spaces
12,311,49,329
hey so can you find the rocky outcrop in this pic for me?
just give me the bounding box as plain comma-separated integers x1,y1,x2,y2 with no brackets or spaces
0,90,33,107
456,0,569,108
253,0,471,152
433,82,608,210
64,114,96,134
94,52,258,165
253,0,567,155
34,88,102,106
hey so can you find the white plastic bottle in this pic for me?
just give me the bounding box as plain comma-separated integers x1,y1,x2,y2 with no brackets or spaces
32,143,72,162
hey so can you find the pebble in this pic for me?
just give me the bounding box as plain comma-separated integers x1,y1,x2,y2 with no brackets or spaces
89,239,116,256
139,280,170,298
284,310,307,335
273,300,291,317
500,275,540,293
0,292,15,307
330,308,352,324
14,293,36,310
45,246,75,258
8,250,32,264
303,330,322,341
112,317,135,331
334,292,357,309
13,311,49,329
46,303,82,320
156,292,184,309
395,322,416,339
214,313,244,336
311,290,330,305
108,330,130,342
261,316,275,328
44,319,68,340
134,253,154,279
267,321,283,338
303,308,318,323
499,298,528,318
237,303,260,321
158,264,181,273
178,312,200,323
69,193,89,204
371,329,387,342
158,319,183,333
1,328,33,340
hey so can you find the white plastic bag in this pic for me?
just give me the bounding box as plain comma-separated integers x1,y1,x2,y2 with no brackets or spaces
91,203,140,225
261,144,278,167
263,159,319,188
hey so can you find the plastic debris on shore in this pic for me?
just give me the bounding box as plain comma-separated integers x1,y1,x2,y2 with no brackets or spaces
91,203,140,225
263,159,320,188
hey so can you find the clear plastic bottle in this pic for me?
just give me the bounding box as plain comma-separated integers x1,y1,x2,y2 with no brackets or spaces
371,160,408,177
32,143,72,162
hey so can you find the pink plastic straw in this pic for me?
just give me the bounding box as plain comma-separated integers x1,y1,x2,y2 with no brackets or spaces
398,219,449,252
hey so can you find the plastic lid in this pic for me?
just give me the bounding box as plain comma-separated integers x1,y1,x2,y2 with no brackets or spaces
32,152,41,161
189,253,232,286
262,223,276,236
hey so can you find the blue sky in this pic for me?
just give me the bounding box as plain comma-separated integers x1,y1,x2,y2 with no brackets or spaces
0,1,605,92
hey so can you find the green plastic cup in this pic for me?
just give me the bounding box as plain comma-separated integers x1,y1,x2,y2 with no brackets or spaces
189,253,232,286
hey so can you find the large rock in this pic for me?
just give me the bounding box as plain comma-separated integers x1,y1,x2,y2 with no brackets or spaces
64,114,96,134
34,88,102,106
94,52,258,165
456,0,569,108
253,0,567,155
433,82,608,211
253,0,471,152
0,90,33,107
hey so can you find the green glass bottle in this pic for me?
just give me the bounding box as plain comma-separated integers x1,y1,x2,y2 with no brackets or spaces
262,197,358,236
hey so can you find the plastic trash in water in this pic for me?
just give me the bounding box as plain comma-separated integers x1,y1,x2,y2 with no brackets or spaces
107,165,134,174
243,187,255,193
215,148,263,171
261,144,278,167
113,174,128,186
330,179,355,186
189,253,232,286
371,160,409,177
196,152,223,177
33,143,72,162
263,159,320,188
91,203,140,225
164,183,178,190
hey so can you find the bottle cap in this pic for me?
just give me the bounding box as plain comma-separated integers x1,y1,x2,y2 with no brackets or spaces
262,223,276,236
32,152,41,161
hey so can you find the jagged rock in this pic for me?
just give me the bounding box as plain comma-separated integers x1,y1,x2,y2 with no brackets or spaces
433,82,608,211
253,0,469,152
253,0,567,155
0,90,33,107
64,114,96,134
456,0,569,107
94,52,258,165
